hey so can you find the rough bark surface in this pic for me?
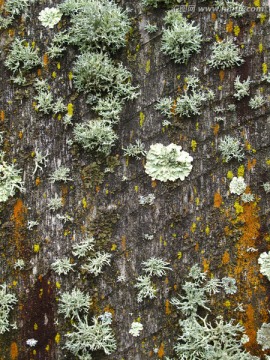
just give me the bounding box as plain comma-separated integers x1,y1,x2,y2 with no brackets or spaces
0,0,270,359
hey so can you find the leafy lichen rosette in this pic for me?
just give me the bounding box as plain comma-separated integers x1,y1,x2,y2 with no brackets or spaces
145,143,193,182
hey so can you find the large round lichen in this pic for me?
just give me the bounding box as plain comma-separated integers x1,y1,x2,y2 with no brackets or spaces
145,143,193,182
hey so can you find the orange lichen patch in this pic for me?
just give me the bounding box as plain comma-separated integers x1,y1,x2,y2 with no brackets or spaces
165,299,171,315
195,242,199,251
151,180,157,188
0,110,4,122
95,185,100,193
121,236,126,251
8,29,15,37
214,192,222,208
37,68,42,77
211,13,217,21
232,202,268,353
104,305,115,316
0,0,5,6
219,70,225,82
43,53,49,67
202,258,210,272
61,184,69,205
245,304,256,346
10,342,18,360
226,19,234,32
222,251,230,265
11,199,27,252
247,158,256,171
158,343,165,358
212,123,219,136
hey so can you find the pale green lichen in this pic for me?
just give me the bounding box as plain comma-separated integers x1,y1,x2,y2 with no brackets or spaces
0,152,25,202
73,120,117,156
64,315,117,357
58,288,91,320
145,143,193,182
0,283,17,334
208,39,244,69
161,10,202,64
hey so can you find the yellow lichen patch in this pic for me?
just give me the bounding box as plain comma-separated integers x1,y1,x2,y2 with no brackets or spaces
222,251,230,265
177,251,182,259
254,0,260,6
57,62,61,70
55,333,61,344
11,199,27,252
111,243,117,251
18,131,23,139
67,103,74,117
82,197,87,209
158,342,165,358
234,201,243,215
212,123,219,136
262,63,268,74
33,244,40,253
226,19,233,32
165,299,171,315
205,225,210,235
134,185,139,192
145,59,151,73
45,345,50,351
191,222,197,233
10,342,18,360
151,180,157,188
139,112,145,127
258,43,264,53
247,159,256,171
56,281,61,289
214,192,222,208
191,140,197,152
237,165,245,177
0,110,5,122
265,159,270,166
234,26,240,36
227,170,234,179
259,13,266,24
224,300,231,308
219,70,225,82
68,72,73,80
52,71,57,78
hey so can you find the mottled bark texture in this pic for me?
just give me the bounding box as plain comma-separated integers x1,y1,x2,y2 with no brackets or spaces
0,0,270,359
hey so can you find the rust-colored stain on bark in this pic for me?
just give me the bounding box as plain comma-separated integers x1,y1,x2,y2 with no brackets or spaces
214,192,222,208
10,342,18,360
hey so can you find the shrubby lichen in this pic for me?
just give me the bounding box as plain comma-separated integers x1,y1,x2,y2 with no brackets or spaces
73,120,118,156
0,283,17,334
161,10,202,64
208,39,244,69
0,152,25,202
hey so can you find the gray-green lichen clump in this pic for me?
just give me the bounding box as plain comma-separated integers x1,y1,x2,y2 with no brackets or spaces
145,143,193,182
